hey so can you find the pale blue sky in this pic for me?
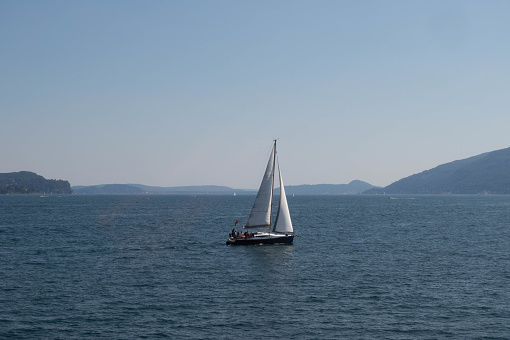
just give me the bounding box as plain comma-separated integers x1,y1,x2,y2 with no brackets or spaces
1,0,509,188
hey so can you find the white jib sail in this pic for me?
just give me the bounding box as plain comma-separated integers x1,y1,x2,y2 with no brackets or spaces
245,145,275,228
273,159,293,234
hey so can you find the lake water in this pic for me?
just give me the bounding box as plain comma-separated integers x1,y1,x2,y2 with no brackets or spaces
1,194,509,339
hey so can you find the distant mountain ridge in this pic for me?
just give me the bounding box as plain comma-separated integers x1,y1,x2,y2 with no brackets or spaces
0,171,73,194
365,146,510,194
71,184,147,195
72,181,376,195
72,184,250,195
275,180,376,195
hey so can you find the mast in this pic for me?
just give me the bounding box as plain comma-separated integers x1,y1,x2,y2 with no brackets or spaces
269,139,277,234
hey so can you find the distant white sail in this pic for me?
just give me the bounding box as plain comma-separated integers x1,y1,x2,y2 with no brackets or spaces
245,145,275,228
273,159,293,234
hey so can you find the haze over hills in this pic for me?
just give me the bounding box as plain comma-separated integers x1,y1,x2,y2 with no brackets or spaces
7,145,510,195
365,146,510,194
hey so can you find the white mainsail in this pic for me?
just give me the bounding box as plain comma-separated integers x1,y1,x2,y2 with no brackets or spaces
273,159,293,234
245,144,275,228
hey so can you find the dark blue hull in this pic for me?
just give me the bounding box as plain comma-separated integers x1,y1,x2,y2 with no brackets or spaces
226,235,293,246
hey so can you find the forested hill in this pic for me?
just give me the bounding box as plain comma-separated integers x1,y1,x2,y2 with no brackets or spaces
0,171,73,194
365,146,510,194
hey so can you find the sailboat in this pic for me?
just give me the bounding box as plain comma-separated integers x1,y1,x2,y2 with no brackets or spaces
226,140,294,245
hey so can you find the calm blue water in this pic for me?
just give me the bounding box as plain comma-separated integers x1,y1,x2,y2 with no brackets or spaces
1,194,510,339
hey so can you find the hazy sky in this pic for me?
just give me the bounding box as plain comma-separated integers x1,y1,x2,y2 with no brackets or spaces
1,1,509,188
